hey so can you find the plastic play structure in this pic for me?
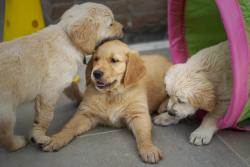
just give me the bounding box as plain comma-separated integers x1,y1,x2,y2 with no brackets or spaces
1,0,82,90
3,0,45,41
168,0,250,129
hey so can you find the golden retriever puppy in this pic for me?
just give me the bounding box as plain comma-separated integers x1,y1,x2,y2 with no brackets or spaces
43,40,172,163
0,3,123,151
154,41,231,146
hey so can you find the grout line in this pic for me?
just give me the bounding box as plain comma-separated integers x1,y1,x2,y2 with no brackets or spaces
218,135,250,167
128,40,169,52
77,129,125,139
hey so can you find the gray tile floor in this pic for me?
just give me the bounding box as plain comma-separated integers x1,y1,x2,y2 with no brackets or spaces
1,48,250,167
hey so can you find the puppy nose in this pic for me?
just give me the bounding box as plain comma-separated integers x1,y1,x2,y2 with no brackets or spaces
122,27,127,33
168,110,176,117
93,70,104,79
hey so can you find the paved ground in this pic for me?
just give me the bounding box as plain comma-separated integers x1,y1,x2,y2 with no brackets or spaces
1,46,250,167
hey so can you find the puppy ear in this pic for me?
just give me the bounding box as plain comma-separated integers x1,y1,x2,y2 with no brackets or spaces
123,50,146,87
67,19,98,54
85,56,94,86
188,79,216,112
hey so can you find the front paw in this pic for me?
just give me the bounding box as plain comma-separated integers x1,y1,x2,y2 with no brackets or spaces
139,144,162,164
153,113,179,126
30,132,51,146
42,136,68,152
189,129,214,146
9,136,27,151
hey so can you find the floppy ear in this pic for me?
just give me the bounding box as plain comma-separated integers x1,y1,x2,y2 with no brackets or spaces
187,79,216,112
123,50,146,87
67,19,98,54
85,57,94,86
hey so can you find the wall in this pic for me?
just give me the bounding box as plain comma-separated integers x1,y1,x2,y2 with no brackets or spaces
44,0,167,43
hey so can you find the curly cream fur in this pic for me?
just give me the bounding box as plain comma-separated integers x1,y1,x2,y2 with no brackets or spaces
154,41,232,145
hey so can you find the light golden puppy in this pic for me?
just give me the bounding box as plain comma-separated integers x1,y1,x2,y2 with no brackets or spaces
43,40,172,164
0,3,123,151
154,41,231,146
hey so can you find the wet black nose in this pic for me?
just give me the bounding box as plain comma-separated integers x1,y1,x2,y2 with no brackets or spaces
93,70,104,79
168,110,176,117
123,27,128,33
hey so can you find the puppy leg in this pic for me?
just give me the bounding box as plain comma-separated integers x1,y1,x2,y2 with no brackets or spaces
43,109,98,152
64,81,83,105
153,112,181,126
157,98,169,114
189,102,227,146
0,103,26,151
30,92,60,145
189,113,219,146
127,112,162,164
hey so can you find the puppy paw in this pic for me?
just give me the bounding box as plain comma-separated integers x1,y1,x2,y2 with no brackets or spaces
153,113,179,126
42,136,69,152
189,129,214,146
30,133,51,146
139,144,162,164
9,136,27,151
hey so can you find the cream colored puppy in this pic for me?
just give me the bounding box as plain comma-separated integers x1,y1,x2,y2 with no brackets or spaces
0,3,123,151
154,41,231,146
43,40,172,164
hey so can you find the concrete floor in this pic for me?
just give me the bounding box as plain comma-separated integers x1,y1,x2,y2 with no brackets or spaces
1,47,250,167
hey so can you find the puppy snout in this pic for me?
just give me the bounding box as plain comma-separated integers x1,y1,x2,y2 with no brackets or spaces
122,27,128,33
168,110,177,117
116,21,123,29
93,70,104,79
115,22,124,36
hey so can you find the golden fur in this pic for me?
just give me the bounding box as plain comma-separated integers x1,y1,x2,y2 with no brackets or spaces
154,41,232,145
0,3,123,151
42,40,172,164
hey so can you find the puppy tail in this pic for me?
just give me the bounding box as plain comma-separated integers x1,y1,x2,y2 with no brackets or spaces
64,79,83,105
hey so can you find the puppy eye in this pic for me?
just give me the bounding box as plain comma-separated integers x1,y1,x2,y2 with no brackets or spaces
111,58,119,63
177,98,185,104
94,57,99,61
166,93,170,98
110,23,113,27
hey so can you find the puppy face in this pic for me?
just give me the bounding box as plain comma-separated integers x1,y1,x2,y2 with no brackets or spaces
62,3,123,54
86,40,146,92
163,64,215,119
